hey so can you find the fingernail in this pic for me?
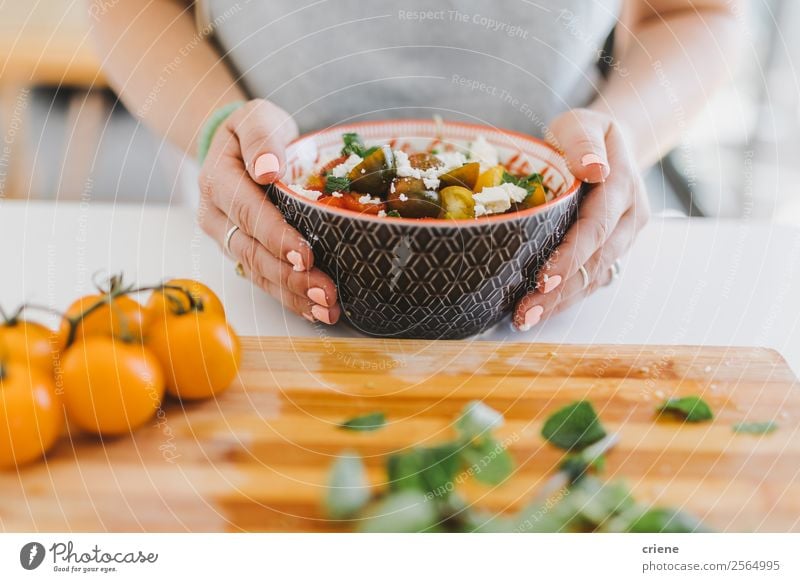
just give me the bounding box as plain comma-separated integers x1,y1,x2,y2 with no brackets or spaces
542,274,562,294
311,304,333,325
286,250,305,272
518,305,544,331
302,312,316,323
307,287,329,307
254,153,280,180
581,153,609,181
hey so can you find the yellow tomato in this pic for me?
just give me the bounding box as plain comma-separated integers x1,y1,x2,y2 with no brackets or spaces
474,165,506,192
59,294,148,348
147,312,240,401
146,278,225,325
61,337,164,436
0,363,62,468
0,320,58,372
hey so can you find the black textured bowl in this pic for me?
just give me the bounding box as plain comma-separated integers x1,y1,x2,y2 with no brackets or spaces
271,120,582,339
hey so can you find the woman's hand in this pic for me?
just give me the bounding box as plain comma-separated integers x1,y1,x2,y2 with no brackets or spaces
513,108,651,330
198,99,340,325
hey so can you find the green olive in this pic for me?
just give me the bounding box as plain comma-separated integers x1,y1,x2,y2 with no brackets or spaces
439,162,480,191
408,152,443,171
387,178,443,219
348,145,396,196
440,186,475,220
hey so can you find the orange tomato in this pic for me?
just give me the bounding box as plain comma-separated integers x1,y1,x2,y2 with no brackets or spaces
0,320,58,372
59,294,147,347
146,279,225,324
147,312,240,401
474,165,506,192
341,193,386,215
61,337,164,436
0,363,62,468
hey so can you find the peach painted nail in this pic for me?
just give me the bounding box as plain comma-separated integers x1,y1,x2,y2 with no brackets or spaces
307,287,328,307
518,305,544,332
542,274,562,294
302,313,316,323
311,305,332,325
286,250,305,272
580,153,609,181
254,153,280,180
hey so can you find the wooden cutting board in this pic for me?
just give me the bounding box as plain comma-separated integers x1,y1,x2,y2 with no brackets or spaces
2,337,799,532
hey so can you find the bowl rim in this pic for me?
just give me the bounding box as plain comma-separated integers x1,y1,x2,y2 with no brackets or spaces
274,119,582,228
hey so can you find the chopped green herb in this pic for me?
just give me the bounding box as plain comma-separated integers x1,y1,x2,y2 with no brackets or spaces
657,396,713,423
356,491,438,533
325,452,371,519
386,210,401,218
733,420,778,435
340,411,386,432
461,436,514,486
325,175,350,193
502,171,546,195
456,400,504,438
541,400,607,451
623,507,705,533
388,442,461,495
340,132,378,158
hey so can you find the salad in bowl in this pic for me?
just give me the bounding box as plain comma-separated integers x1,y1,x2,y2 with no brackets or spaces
271,120,582,339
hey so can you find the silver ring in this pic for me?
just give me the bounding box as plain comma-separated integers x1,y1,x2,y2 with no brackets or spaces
223,225,240,256
578,265,590,290
610,259,621,281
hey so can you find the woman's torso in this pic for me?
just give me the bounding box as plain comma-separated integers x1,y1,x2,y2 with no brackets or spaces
199,0,621,136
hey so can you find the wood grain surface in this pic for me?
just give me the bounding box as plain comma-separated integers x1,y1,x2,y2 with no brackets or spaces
1,337,798,532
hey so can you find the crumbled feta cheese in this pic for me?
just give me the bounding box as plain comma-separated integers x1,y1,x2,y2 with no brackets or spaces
398,193,408,202
469,135,499,172
394,150,418,178
331,191,343,198
378,210,387,218
289,185,322,201
474,202,488,217
473,185,512,215
496,181,529,203
422,176,440,190
434,151,468,173
390,181,396,193
331,153,362,178
358,194,382,205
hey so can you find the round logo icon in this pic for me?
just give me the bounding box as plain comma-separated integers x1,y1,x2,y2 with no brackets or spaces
20,542,46,570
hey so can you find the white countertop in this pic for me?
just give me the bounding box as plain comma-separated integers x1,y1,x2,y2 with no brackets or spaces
2,200,799,375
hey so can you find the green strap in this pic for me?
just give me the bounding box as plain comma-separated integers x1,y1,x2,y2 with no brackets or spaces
197,101,245,163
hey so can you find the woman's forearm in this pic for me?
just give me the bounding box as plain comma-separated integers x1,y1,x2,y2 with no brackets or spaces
89,0,246,154
590,1,743,168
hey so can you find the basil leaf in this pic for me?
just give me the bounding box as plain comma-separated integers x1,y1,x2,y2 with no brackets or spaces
357,491,438,533
340,411,386,432
455,400,504,438
624,507,706,533
341,132,366,157
325,452,372,519
541,400,607,451
733,421,778,434
386,210,401,218
657,396,713,423
388,442,461,497
461,436,514,486
325,175,350,193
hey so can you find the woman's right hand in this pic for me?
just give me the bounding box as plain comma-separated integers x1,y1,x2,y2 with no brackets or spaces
197,99,340,324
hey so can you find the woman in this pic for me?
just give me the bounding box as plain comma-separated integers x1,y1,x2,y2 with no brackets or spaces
91,0,741,330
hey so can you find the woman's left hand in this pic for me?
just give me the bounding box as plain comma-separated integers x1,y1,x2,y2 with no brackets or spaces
513,108,651,331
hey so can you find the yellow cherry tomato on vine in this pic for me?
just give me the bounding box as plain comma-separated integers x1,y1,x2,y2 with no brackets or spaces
147,312,240,401
0,319,58,372
59,294,147,347
146,279,225,323
0,363,62,468
61,337,164,436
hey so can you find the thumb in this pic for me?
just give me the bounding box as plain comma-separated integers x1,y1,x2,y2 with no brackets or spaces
228,99,299,185
546,109,611,183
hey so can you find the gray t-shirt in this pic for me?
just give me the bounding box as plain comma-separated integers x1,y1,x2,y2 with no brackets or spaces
198,0,621,136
